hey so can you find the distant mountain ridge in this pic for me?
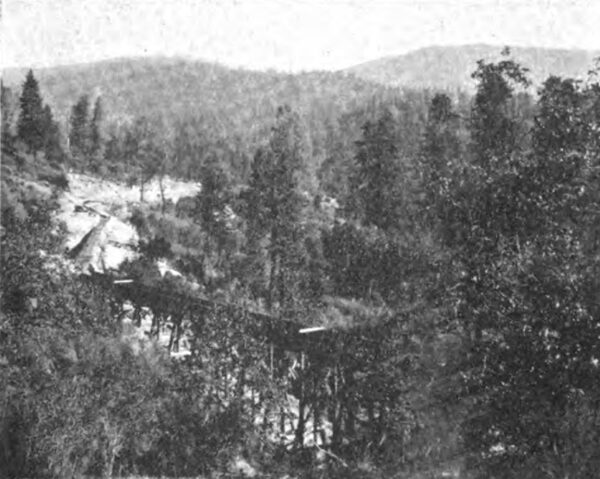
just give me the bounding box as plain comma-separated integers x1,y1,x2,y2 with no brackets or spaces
344,44,600,90
2,55,387,146
3,44,599,171
3,45,598,128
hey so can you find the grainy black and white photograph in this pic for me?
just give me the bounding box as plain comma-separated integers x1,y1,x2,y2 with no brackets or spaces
2,1,600,477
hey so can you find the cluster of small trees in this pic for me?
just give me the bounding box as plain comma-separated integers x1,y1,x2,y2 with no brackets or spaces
2,71,63,163
69,94,104,166
0,200,277,477
234,49,600,476
416,53,600,477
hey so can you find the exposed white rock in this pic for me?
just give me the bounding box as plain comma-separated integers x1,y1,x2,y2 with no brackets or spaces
65,172,200,207
157,259,183,277
67,216,139,273
229,455,258,478
56,173,200,273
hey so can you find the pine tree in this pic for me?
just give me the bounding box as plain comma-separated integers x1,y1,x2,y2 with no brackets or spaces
420,93,461,215
442,55,600,476
246,105,307,310
533,76,585,157
41,105,63,163
90,97,104,158
121,117,161,202
1,83,16,147
197,155,231,252
350,109,402,231
69,95,91,159
470,48,530,168
17,70,45,154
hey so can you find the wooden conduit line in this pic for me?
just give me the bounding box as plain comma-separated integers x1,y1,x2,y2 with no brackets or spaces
88,272,414,455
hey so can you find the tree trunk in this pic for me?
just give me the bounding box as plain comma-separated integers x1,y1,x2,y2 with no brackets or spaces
294,353,306,448
377,402,387,446
278,259,286,310
158,171,166,214
168,312,182,352
267,228,278,312
139,176,145,202
313,373,322,445
329,364,343,452
133,305,142,327
344,367,356,440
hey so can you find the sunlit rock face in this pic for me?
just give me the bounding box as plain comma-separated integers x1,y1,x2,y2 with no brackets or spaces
68,216,139,272
56,172,201,273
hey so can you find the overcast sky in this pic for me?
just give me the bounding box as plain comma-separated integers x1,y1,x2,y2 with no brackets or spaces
2,0,600,72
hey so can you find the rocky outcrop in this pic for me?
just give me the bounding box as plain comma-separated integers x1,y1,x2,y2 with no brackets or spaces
68,216,138,272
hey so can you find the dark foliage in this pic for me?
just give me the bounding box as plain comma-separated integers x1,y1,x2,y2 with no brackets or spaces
16,70,45,154
4,48,600,479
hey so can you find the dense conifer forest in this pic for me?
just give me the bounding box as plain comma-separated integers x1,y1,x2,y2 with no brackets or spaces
2,47,600,478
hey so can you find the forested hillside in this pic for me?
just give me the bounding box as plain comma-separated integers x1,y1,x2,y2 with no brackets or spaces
2,57,396,175
4,45,595,188
3,47,600,478
4,57,381,130
347,44,599,89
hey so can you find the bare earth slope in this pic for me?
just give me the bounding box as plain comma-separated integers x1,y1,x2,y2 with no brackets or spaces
57,172,201,272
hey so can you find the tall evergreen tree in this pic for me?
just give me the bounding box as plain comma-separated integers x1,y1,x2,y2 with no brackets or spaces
470,48,530,168
90,96,104,157
121,117,162,202
41,105,63,163
1,83,16,146
533,76,586,157
246,105,308,310
69,95,91,159
350,109,402,231
435,55,600,477
420,93,462,217
17,70,45,154
197,155,231,255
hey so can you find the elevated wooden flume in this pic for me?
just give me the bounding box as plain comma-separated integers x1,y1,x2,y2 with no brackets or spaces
87,270,398,356
85,270,411,451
